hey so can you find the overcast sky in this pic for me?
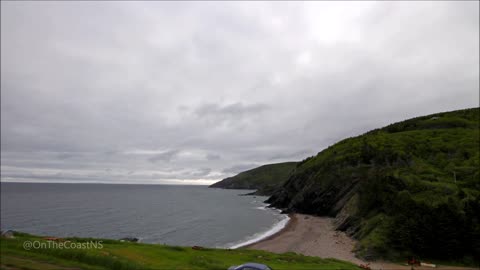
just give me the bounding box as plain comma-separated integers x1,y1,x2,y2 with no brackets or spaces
1,1,479,185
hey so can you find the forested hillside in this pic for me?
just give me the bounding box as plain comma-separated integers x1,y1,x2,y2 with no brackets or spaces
267,108,480,262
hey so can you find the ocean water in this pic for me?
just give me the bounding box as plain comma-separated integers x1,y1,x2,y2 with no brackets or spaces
0,183,288,248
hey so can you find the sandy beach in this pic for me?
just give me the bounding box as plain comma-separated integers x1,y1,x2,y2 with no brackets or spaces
245,214,477,270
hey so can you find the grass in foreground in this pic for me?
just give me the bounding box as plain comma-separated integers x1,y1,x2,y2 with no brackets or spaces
0,232,360,270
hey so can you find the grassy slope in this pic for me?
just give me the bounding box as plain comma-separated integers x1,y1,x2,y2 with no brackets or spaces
0,232,359,270
209,162,298,195
267,108,480,262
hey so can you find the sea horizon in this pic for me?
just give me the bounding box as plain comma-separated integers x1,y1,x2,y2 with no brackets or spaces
0,182,288,249
0,180,214,186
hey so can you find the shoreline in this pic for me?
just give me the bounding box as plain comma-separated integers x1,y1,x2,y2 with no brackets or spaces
229,210,291,249
240,213,296,249
244,213,478,270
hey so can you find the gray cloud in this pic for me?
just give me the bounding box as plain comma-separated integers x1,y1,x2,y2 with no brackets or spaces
195,103,269,118
268,150,312,161
205,153,221,161
1,1,478,184
148,150,180,163
222,164,259,175
192,102,270,129
189,168,212,177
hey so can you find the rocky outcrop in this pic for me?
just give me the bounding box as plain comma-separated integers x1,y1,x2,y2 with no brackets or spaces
266,170,361,217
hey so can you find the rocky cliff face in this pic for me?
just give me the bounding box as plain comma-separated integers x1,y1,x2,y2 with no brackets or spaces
267,172,360,216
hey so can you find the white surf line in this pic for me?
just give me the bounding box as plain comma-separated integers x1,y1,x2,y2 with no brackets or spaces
229,214,290,249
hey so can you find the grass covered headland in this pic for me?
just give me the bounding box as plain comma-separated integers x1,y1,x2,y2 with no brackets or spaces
0,232,359,270
209,162,298,195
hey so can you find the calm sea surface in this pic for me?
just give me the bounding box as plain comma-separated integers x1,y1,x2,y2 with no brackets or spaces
0,183,288,248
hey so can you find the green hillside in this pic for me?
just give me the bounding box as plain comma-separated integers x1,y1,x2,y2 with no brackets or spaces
267,108,480,262
0,232,358,270
210,162,298,195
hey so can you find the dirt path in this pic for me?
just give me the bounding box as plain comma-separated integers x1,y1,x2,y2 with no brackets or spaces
245,214,477,270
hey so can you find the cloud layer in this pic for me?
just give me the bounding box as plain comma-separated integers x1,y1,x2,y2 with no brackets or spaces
1,1,478,184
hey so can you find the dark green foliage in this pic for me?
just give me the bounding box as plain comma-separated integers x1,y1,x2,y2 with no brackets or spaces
268,107,480,262
387,195,475,259
209,162,298,195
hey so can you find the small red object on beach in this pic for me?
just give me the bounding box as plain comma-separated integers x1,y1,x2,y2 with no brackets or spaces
407,257,421,266
43,237,61,241
359,263,371,270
